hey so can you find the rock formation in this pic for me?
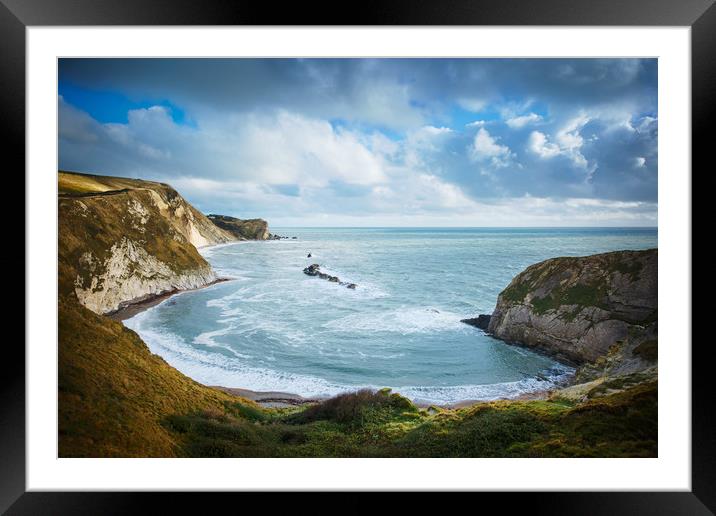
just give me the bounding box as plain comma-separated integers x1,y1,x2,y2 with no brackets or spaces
460,314,491,330
58,171,237,315
207,214,270,240
303,263,357,289
486,249,657,375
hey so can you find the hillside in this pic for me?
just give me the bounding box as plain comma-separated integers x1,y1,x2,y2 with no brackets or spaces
59,171,236,314
59,297,255,457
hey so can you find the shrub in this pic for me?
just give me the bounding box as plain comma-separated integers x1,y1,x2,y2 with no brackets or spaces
288,389,416,427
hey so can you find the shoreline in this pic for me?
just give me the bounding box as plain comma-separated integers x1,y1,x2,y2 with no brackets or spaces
111,239,570,410
108,277,233,321
212,384,556,409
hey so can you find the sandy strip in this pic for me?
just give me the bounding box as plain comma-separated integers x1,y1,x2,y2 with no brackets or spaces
213,386,326,408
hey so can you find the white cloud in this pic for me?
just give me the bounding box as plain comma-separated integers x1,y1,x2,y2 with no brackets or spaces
403,125,454,168
235,111,388,187
469,128,512,167
528,131,561,158
527,114,591,169
636,116,657,133
58,97,100,143
267,195,657,227
633,156,646,168
505,113,543,129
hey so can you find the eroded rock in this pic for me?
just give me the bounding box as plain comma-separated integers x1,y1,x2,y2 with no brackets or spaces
486,249,657,369
303,264,357,289
460,314,491,330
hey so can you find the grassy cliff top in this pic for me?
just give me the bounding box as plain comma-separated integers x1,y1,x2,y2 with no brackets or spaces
207,214,269,240
498,248,657,317
59,170,172,196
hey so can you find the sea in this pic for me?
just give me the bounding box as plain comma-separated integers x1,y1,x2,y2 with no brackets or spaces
124,227,657,405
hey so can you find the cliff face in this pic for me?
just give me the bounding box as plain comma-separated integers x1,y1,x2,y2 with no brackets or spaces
488,249,657,374
207,214,270,240
59,171,237,314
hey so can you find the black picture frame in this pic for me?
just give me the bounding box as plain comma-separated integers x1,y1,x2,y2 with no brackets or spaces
5,0,710,513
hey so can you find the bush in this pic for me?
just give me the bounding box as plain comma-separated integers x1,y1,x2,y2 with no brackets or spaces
288,389,416,427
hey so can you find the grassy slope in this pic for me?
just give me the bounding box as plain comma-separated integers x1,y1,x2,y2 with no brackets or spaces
164,384,657,458
58,297,256,457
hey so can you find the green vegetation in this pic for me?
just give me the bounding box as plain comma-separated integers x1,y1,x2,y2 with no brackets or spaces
500,280,532,303
497,250,654,316
58,297,254,457
162,383,657,458
531,282,606,315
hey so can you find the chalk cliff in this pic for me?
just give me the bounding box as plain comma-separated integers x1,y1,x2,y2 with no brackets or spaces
58,171,236,314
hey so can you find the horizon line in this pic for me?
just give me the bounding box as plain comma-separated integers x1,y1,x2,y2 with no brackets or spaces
267,225,659,229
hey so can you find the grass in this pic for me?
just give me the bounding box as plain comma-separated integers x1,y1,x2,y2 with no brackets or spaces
58,298,256,457
159,382,657,458
497,249,655,317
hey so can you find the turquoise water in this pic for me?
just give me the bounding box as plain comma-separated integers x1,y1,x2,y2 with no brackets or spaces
125,227,657,404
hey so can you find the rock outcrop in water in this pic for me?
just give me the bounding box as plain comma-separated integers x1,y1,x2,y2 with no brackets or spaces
460,314,491,330
486,249,657,376
59,171,238,314
207,214,270,240
303,263,357,289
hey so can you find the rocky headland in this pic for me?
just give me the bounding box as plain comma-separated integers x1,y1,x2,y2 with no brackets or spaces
207,214,270,241
462,249,657,395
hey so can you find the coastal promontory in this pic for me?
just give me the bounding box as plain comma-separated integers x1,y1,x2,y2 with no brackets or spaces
487,249,657,377
207,214,270,240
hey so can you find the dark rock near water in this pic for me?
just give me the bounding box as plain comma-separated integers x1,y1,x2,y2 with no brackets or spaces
268,233,296,240
460,314,491,330
304,263,321,276
303,263,357,289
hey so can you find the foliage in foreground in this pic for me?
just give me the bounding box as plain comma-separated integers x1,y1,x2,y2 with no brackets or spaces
59,299,657,458
165,382,657,458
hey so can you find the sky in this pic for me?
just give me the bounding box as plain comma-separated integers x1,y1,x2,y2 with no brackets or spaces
58,58,657,227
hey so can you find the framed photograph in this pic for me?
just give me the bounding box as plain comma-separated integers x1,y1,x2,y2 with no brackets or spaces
7,0,711,512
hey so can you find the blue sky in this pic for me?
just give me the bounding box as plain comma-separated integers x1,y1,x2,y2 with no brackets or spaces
58,58,657,226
